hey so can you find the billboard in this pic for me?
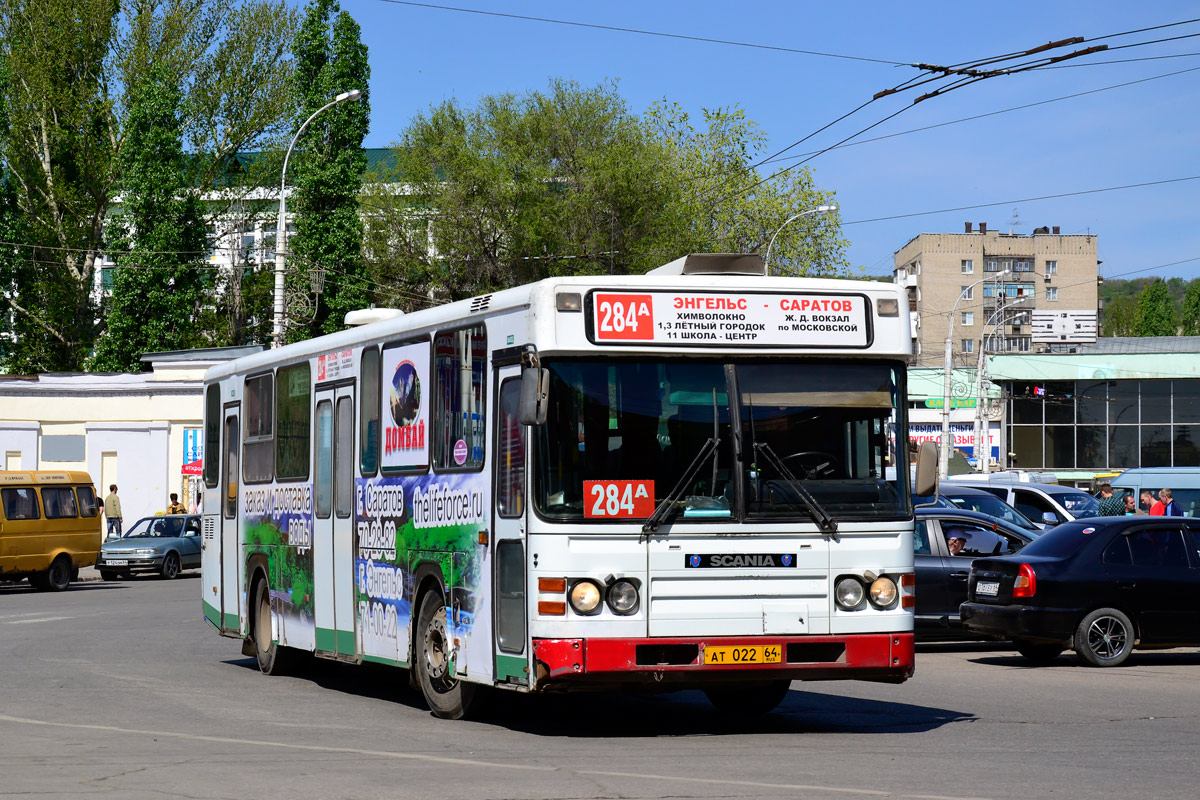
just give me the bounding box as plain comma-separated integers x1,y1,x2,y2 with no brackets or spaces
1031,310,1097,343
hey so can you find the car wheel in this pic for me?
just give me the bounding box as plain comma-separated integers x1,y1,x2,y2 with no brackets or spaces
1013,639,1064,665
34,556,73,592
160,552,181,580
1074,607,1134,667
99,570,120,581
415,589,477,719
704,680,792,715
252,576,296,675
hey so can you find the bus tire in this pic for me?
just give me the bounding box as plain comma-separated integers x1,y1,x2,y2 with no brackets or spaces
415,589,477,719
33,556,73,592
704,680,792,715
252,576,295,675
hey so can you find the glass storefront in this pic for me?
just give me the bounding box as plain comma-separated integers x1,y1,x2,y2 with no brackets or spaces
1006,379,1200,470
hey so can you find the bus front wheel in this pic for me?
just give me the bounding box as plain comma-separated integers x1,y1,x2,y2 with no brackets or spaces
704,680,792,715
415,590,477,719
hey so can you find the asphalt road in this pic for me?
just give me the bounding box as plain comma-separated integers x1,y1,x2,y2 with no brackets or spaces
2,574,1198,800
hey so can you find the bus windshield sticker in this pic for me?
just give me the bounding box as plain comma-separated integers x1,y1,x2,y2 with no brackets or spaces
591,291,869,347
584,479,655,519
381,342,429,470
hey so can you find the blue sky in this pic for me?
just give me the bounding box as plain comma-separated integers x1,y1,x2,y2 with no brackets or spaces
342,1,1200,280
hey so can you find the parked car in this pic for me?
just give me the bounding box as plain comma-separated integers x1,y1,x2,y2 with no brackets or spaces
918,484,1043,533
962,482,1100,526
914,507,1034,638
97,514,201,580
961,516,1200,666
0,470,101,591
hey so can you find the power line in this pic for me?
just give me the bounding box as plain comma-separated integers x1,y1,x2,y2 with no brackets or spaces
371,0,908,65
840,175,1200,227
761,65,1200,167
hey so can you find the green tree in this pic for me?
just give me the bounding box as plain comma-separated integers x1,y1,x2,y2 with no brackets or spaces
363,81,849,306
644,101,848,276
0,0,298,371
88,63,207,371
1180,279,1200,336
286,0,370,340
1133,279,1179,337
1102,294,1136,337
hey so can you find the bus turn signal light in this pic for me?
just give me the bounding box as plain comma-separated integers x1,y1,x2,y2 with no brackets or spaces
538,601,566,616
539,577,566,593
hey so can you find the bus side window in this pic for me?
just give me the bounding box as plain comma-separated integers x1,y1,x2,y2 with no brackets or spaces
204,384,221,489
433,324,486,471
243,373,275,483
76,486,99,517
223,415,240,519
360,346,380,476
42,487,79,519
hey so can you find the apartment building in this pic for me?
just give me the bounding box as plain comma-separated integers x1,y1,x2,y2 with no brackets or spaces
894,223,1099,366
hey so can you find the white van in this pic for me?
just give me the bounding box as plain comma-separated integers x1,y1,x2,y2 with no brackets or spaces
1109,468,1200,517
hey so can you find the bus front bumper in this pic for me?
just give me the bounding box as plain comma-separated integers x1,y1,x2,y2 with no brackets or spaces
531,633,914,689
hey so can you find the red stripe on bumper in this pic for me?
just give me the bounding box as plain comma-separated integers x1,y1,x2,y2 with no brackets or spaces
533,633,914,678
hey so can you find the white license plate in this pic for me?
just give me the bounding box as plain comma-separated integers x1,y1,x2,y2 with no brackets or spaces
976,581,999,596
105,559,129,566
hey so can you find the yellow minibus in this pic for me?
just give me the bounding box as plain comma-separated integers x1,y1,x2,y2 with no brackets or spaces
0,471,102,591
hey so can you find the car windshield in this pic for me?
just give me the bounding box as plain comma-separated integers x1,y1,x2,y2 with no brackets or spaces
122,517,184,538
1051,491,1101,516
532,359,908,522
945,492,1039,529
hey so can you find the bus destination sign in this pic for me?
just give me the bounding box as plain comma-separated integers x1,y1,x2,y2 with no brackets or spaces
590,291,869,347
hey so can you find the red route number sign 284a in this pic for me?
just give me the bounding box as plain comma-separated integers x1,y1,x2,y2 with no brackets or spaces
584,480,656,518
593,294,653,340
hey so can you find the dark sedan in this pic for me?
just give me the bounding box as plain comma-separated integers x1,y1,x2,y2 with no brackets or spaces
917,484,1043,533
961,516,1200,666
914,507,1034,638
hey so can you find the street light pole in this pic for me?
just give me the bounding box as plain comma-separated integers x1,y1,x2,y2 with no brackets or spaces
763,205,837,274
973,294,1029,474
940,270,1009,478
272,89,362,349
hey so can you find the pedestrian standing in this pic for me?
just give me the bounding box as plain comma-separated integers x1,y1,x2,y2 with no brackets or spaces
1141,490,1157,514
104,484,123,536
1148,489,1166,516
1123,494,1145,515
1160,488,1183,517
166,493,186,514
1096,483,1124,516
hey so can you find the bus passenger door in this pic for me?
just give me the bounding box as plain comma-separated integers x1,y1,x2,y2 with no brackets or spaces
220,404,240,634
314,384,358,658
491,368,529,686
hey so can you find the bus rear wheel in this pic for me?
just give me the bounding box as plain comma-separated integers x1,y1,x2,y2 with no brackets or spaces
31,556,73,592
252,577,295,675
415,590,477,719
704,680,792,715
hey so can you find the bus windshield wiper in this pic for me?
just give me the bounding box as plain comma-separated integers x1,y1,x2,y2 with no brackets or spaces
641,436,719,537
753,442,838,535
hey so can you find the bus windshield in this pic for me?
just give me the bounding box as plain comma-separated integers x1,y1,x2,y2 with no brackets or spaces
532,359,908,523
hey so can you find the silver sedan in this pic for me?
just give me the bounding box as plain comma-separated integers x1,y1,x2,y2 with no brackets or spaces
97,514,202,580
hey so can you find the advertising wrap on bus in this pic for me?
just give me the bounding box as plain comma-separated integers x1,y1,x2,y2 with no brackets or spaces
588,290,871,348
354,473,488,666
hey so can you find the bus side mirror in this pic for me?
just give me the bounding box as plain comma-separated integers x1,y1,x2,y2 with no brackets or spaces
913,440,939,498
519,367,549,426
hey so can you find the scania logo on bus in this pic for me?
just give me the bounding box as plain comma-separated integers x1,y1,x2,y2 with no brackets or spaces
685,554,798,568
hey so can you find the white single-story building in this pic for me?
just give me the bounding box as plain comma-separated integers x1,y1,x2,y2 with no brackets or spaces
0,346,262,525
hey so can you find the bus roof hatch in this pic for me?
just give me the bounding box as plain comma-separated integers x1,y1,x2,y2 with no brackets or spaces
645,253,766,277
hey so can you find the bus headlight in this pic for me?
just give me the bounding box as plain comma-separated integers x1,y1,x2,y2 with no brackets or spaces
568,580,603,615
606,579,640,615
869,576,899,609
835,577,865,610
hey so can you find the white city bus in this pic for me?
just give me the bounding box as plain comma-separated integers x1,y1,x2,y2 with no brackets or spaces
200,253,928,718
